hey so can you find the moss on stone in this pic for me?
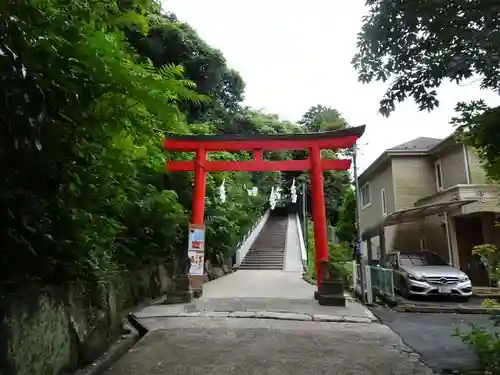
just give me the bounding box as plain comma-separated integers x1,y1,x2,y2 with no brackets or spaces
6,295,71,375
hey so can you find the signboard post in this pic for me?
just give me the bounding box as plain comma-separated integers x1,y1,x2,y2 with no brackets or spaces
188,224,205,280
188,250,204,276
188,223,205,252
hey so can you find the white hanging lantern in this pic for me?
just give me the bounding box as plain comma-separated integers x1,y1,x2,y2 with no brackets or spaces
219,179,227,203
275,186,282,201
269,186,277,210
291,178,297,203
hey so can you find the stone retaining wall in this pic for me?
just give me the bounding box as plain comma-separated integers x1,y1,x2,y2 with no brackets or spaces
0,263,177,375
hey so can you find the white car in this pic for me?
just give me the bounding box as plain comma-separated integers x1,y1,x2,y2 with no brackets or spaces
380,251,472,302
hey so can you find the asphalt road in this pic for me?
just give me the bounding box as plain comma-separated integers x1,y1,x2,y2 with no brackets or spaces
105,317,434,375
105,270,435,375
371,307,498,373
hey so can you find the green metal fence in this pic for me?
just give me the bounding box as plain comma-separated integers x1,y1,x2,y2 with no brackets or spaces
370,266,396,303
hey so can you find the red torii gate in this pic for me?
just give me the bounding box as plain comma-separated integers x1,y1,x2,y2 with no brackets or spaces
164,125,365,298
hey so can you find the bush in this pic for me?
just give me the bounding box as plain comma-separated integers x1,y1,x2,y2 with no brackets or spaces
454,258,500,374
0,0,277,292
305,221,352,287
327,242,353,288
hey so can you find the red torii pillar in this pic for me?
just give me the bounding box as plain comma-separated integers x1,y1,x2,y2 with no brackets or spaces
164,126,365,299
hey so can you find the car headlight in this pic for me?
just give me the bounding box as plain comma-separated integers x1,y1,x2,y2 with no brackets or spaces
459,275,470,282
407,274,425,281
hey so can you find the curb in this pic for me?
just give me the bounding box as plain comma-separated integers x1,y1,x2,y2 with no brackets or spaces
73,294,164,375
132,310,379,324
74,319,141,375
302,274,361,304
302,273,316,286
393,305,500,314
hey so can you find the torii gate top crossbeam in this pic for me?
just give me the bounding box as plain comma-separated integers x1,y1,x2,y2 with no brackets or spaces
164,125,365,152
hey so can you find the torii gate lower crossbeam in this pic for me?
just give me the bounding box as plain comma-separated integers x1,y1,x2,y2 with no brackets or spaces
164,126,365,301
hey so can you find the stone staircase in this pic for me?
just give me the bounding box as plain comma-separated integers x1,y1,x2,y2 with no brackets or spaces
239,215,288,270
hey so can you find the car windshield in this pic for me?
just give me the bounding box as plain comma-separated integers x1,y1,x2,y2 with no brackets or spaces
399,252,448,266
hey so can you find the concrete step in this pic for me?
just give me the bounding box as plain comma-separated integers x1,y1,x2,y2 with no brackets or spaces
241,262,283,268
248,249,284,255
242,259,284,264
239,265,284,270
243,252,284,257
240,216,288,270
241,263,283,269
244,251,285,257
246,247,284,251
250,242,286,248
241,264,283,268
253,241,285,246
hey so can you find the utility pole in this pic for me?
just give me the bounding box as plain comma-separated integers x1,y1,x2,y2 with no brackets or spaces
353,145,366,304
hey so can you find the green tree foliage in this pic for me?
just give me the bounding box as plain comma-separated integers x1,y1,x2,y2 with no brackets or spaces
296,105,353,226
306,222,352,286
352,0,500,181
336,189,357,245
299,105,348,132
352,0,500,117
0,0,283,290
1,0,197,285
129,11,245,124
451,101,500,181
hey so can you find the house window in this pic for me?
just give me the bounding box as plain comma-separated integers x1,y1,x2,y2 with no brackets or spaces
381,188,387,216
434,160,443,190
361,183,371,208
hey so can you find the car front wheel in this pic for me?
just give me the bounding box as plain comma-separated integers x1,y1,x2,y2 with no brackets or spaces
400,280,411,299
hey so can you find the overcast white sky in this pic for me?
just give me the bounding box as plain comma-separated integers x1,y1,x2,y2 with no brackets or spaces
161,0,500,172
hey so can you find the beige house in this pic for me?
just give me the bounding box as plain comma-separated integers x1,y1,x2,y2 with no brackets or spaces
359,134,500,286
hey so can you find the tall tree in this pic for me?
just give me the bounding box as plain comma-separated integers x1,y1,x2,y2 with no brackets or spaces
299,105,348,132
128,11,245,125
352,0,500,180
352,0,500,117
336,189,357,245
296,105,352,226
0,0,279,287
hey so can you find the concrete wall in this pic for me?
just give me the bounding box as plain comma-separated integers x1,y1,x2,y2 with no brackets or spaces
295,213,307,271
468,148,488,184
359,160,395,232
439,144,468,189
392,156,435,210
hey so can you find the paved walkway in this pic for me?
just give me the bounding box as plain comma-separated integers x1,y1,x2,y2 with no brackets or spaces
203,269,311,298
103,269,435,375
133,270,376,325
